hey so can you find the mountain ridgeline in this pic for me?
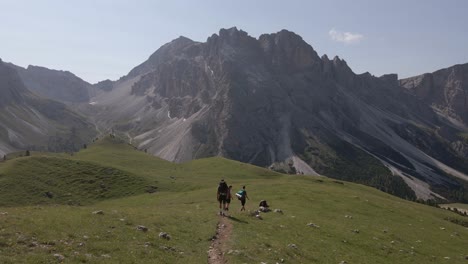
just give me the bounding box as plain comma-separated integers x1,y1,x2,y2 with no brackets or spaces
0,59,96,156
1,28,468,202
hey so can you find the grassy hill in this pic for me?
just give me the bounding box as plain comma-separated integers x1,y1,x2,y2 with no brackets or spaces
0,137,467,263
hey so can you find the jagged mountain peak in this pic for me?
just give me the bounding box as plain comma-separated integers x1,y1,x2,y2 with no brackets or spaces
258,29,321,72
218,26,248,38
80,28,468,202
206,27,259,53
259,29,313,49
126,35,197,79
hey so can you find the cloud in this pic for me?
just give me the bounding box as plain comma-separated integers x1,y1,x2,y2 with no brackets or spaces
329,28,363,44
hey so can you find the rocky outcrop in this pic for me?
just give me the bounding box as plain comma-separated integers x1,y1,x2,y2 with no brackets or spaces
8,63,93,103
93,79,114,92
0,61,96,155
78,28,468,201
400,63,468,125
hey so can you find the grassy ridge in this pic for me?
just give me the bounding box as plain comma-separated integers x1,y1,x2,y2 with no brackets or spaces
0,156,153,206
0,137,467,263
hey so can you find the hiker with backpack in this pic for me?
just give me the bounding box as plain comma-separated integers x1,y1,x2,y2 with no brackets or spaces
236,185,249,211
217,179,229,216
225,185,233,211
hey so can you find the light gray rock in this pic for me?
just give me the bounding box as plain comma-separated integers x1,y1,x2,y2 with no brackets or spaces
136,225,148,232
53,254,65,262
287,244,298,249
159,232,171,240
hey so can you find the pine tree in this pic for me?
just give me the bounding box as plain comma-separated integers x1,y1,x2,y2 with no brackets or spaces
25,150,31,156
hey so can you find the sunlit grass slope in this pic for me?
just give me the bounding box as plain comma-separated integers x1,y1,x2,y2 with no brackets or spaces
0,137,467,263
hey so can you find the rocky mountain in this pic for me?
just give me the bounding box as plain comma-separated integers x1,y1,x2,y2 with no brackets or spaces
400,63,468,127
80,28,468,202
7,63,94,103
0,59,96,156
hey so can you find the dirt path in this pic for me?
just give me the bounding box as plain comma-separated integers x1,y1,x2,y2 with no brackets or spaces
207,216,233,264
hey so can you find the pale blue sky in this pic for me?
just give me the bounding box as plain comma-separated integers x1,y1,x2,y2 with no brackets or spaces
1,0,467,83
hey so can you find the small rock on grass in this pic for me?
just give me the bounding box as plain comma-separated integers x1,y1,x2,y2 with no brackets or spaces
92,210,104,215
227,249,241,255
274,209,283,213
53,253,65,262
136,225,148,232
287,243,298,249
159,232,171,240
307,223,320,228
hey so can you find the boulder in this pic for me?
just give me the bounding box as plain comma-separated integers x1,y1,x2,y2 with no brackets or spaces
136,225,148,232
287,243,298,249
159,232,171,240
53,253,65,262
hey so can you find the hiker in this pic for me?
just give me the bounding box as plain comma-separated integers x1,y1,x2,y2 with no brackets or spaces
259,200,269,208
217,179,229,216
259,200,271,212
225,185,233,211
236,185,249,211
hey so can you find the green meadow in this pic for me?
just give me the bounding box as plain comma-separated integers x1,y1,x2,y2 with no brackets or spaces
0,137,467,263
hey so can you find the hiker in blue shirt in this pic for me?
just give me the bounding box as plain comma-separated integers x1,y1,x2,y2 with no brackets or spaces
236,185,249,211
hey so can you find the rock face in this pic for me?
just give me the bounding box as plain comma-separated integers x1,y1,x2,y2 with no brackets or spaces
0,59,27,107
0,60,96,155
8,63,94,103
400,63,468,126
81,27,468,201
3,28,466,201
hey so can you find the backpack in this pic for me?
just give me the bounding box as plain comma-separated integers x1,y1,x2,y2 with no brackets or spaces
236,190,245,200
218,182,228,195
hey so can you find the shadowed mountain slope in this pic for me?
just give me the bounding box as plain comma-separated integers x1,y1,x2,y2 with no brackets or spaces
0,59,96,156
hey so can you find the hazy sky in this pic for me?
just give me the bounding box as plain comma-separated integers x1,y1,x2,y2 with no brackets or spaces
1,0,467,83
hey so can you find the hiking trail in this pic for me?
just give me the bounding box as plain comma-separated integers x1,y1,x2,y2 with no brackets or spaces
207,215,233,264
